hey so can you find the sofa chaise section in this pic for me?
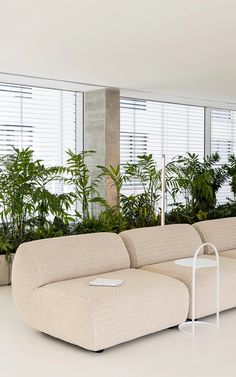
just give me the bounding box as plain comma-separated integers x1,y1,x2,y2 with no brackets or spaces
12,232,189,351
193,217,236,258
120,224,236,319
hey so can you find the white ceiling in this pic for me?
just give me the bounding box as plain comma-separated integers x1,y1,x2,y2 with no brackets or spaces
1,0,236,103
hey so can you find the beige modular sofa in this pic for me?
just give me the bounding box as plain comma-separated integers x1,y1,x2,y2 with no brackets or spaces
12,232,189,352
193,217,236,258
120,224,236,319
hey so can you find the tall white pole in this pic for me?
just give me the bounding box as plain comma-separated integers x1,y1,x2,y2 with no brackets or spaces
161,154,166,226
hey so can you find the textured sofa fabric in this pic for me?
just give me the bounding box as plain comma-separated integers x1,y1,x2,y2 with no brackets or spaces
220,249,236,258
193,218,236,255
12,232,189,351
141,255,236,319
120,224,202,268
13,233,130,288
25,269,189,351
12,233,130,327
121,224,236,319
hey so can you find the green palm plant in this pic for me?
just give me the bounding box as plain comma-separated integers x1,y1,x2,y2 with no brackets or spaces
121,193,158,228
64,150,104,220
97,164,124,209
226,155,236,200
97,155,161,229
96,164,127,231
31,163,74,226
124,154,161,208
0,234,14,262
0,147,74,251
166,152,227,217
121,154,161,228
0,147,39,240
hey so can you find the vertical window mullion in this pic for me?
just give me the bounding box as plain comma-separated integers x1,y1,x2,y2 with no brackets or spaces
204,107,211,158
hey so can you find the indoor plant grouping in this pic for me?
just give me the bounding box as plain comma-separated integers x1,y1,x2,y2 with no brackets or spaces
0,146,236,284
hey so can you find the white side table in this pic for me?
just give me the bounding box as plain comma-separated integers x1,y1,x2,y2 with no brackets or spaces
175,243,220,336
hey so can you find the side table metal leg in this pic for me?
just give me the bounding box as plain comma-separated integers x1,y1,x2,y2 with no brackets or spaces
177,242,220,336
216,262,220,328
192,262,196,336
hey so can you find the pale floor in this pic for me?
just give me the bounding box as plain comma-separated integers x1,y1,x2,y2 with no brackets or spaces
1,286,236,377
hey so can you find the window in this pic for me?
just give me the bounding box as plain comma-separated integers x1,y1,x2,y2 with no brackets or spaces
120,97,205,196
120,131,148,166
211,108,236,203
0,83,83,194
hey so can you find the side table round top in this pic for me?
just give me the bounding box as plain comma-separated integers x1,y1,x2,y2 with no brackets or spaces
174,257,218,269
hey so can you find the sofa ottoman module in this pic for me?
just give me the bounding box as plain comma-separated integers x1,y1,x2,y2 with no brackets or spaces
12,232,189,351
120,224,236,319
193,217,236,259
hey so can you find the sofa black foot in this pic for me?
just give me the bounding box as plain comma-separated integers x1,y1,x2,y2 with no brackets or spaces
95,349,104,353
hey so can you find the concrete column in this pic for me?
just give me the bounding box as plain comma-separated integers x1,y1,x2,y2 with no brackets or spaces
84,88,120,211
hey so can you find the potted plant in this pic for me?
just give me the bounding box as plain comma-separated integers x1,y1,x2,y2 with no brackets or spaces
0,235,14,285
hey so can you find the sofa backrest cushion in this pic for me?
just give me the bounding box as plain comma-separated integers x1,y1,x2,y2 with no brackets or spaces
119,224,202,268
13,233,130,288
193,217,236,253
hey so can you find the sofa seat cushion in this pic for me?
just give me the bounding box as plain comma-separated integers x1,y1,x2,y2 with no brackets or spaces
140,256,236,319
220,249,236,258
30,269,188,351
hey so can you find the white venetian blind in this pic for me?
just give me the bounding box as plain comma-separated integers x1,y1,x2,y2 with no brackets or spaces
0,83,83,194
211,108,236,203
120,97,205,195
